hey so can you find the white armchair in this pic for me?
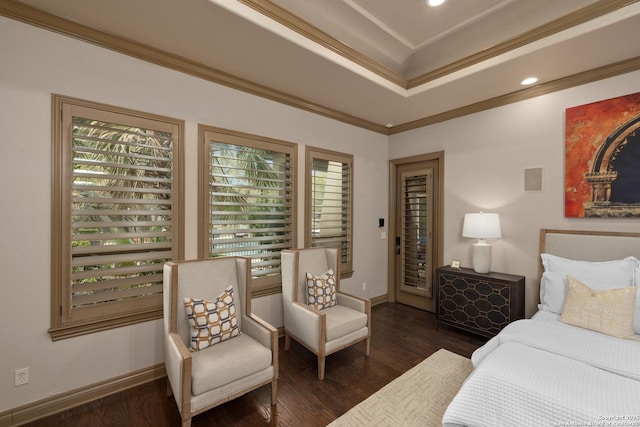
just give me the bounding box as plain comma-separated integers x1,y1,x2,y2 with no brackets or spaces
281,247,371,380
163,257,278,427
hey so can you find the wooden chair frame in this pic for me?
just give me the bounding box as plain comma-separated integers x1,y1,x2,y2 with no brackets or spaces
282,248,371,380
164,257,278,427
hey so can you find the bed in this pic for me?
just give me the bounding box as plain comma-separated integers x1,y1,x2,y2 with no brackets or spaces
442,229,640,427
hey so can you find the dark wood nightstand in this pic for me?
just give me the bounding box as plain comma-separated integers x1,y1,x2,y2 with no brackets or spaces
435,266,525,338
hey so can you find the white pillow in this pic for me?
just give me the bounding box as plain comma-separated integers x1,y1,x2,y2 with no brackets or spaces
539,254,640,335
635,268,640,335
539,271,567,314
539,271,636,315
634,287,640,335
540,253,638,286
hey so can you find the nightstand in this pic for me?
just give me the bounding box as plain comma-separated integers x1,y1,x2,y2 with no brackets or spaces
435,266,525,338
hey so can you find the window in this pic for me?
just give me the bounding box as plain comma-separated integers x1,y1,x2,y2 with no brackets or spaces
305,147,353,276
51,95,184,340
199,125,297,294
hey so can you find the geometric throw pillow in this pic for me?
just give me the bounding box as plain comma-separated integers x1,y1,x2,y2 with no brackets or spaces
305,269,337,310
183,285,240,352
559,276,637,340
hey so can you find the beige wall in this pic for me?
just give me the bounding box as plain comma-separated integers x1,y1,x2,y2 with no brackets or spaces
2,10,640,415
389,69,640,317
0,16,388,412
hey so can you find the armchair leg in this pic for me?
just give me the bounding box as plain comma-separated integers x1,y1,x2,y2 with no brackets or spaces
318,356,326,381
181,416,192,427
365,337,371,356
271,379,278,405
284,334,291,351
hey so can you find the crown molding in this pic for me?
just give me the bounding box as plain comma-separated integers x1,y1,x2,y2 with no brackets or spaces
1,0,640,136
239,0,639,90
0,0,388,134
389,55,640,135
237,0,407,88
407,0,639,88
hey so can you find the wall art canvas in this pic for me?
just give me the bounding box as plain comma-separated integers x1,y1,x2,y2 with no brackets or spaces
565,92,640,218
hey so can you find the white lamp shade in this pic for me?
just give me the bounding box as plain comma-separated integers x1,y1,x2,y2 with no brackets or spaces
462,212,502,239
462,212,501,273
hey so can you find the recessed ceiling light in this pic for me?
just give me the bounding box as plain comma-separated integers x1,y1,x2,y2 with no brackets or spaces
385,123,394,128
427,0,446,7
520,77,539,86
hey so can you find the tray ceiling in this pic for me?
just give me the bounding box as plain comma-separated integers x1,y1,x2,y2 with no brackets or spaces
6,0,640,133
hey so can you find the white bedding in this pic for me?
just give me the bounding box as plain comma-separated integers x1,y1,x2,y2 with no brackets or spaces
443,314,640,427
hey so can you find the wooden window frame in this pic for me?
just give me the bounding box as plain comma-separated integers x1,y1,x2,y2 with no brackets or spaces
51,95,184,340
305,146,354,278
198,125,297,296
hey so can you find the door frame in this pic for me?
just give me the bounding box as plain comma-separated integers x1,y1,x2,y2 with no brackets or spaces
387,151,445,308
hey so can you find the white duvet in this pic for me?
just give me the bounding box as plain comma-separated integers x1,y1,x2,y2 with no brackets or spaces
443,315,640,427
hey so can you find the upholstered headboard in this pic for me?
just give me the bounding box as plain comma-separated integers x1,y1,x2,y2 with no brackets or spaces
539,229,640,278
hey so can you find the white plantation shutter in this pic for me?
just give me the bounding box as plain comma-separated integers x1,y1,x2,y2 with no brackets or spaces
306,147,353,275
200,127,296,290
52,96,183,339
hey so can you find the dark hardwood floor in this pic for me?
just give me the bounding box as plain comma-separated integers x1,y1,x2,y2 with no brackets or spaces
25,302,486,427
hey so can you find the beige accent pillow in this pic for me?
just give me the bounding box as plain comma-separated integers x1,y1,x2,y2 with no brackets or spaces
183,285,240,352
559,276,636,340
305,269,337,310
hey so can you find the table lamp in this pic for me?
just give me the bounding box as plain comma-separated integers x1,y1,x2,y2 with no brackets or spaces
462,212,501,273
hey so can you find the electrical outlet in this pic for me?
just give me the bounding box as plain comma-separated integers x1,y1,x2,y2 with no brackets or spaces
362,282,367,291
15,367,29,387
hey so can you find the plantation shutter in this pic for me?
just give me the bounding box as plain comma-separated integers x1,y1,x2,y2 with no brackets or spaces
401,170,433,297
307,148,353,274
201,128,296,289
52,97,183,339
